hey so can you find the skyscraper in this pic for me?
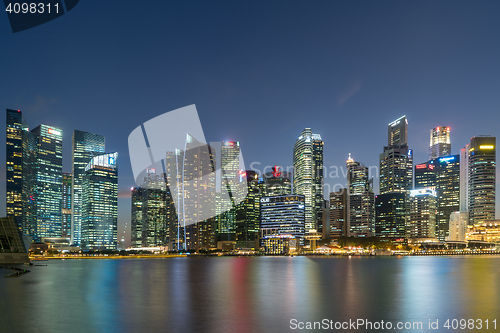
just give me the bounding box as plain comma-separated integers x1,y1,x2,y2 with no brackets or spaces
375,192,406,238
62,173,72,238
165,137,217,251
293,128,323,232
429,126,451,160
81,152,118,250
71,130,105,246
414,161,436,190
468,136,496,224
260,194,305,246
460,145,469,211
415,155,460,240
408,188,437,239
138,169,168,247
31,124,63,241
6,109,27,222
435,155,460,240
380,116,413,195
218,141,241,242
388,115,407,146
346,154,375,237
263,166,292,196
235,170,261,249
131,187,144,248
329,189,347,239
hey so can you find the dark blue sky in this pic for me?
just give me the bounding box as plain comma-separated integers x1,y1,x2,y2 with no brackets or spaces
2,1,500,245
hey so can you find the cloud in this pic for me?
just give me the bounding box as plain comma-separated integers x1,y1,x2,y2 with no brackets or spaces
337,81,362,107
29,94,58,112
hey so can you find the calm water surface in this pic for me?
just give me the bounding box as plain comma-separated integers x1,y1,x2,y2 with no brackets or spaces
1,256,500,333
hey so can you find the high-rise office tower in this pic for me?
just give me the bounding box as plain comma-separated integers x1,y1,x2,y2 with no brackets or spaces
435,155,460,240
415,155,460,240
460,145,469,211
263,166,292,196
260,194,305,247
312,136,324,233
21,128,37,238
375,192,406,238
346,154,375,237
329,189,347,240
388,115,407,146
139,169,167,247
31,124,63,241
71,130,105,246
62,173,72,238
408,188,437,238
217,141,242,242
6,109,27,222
468,136,496,224
414,161,436,190
131,187,144,248
293,128,324,232
81,152,118,250
235,170,262,249
165,137,216,251
380,116,413,194
429,126,451,160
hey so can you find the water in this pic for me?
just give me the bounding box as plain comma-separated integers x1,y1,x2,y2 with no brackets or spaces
1,256,500,332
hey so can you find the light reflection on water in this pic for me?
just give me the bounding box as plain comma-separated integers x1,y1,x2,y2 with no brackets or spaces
1,256,500,333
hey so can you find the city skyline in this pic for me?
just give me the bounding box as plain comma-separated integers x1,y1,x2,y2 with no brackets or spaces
3,108,500,245
3,1,500,246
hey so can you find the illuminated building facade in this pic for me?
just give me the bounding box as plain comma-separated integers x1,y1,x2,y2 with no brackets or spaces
408,188,437,238
414,161,436,190
468,136,496,225
6,109,27,223
466,220,500,244
130,170,168,248
429,126,451,160
329,189,347,239
71,130,105,246
260,195,305,246
262,235,296,255
460,145,469,211
375,192,406,238
81,152,118,250
218,141,242,242
235,170,262,249
379,116,413,195
131,187,144,248
165,137,216,251
62,173,72,238
293,128,323,232
31,124,63,241
435,155,460,240
263,166,292,196
448,211,468,242
346,154,375,237
414,155,460,240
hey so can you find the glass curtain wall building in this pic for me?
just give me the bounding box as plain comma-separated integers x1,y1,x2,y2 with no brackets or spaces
81,152,118,250
71,130,105,246
31,124,63,241
62,173,72,238
293,128,323,233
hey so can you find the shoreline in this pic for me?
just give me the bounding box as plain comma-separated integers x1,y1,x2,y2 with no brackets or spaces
30,252,500,260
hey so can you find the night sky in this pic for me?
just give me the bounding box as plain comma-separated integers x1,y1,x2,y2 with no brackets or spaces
1,1,500,246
